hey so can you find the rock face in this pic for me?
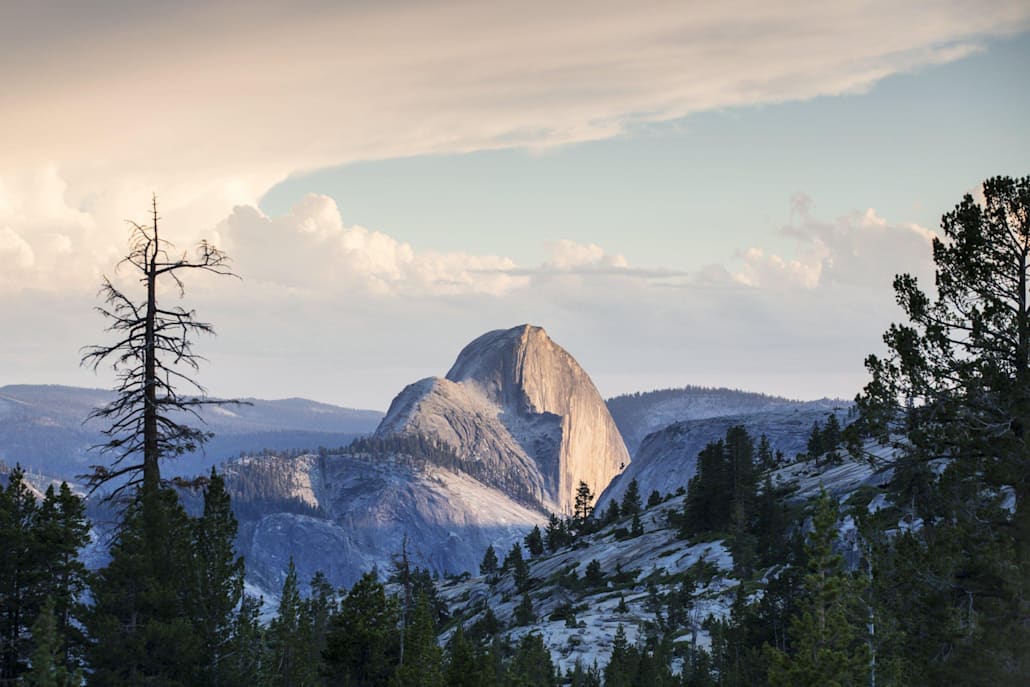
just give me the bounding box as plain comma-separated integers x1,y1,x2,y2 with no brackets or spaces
376,325,630,513
223,454,543,594
595,405,849,512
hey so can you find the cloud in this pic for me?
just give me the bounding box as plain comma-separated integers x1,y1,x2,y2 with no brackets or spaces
734,193,936,290
1,1,1027,277
0,187,941,408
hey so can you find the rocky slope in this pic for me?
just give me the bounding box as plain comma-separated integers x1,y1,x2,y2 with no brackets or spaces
213,451,546,594
607,386,843,457
376,325,630,514
596,405,849,512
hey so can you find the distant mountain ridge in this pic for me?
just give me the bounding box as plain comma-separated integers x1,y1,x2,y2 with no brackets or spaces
0,384,383,479
607,385,846,456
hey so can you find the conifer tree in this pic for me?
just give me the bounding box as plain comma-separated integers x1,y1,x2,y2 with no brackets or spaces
0,467,42,681
514,593,535,626
765,490,869,686
323,570,400,687
86,489,204,686
444,625,479,687
23,598,82,687
856,175,1030,680
192,468,246,687
480,545,499,576
33,483,90,672
265,560,318,687
391,594,442,687
620,479,641,516
507,633,556,687
523,526,544,557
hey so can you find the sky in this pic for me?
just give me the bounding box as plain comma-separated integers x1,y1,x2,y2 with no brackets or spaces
1,1,1029,411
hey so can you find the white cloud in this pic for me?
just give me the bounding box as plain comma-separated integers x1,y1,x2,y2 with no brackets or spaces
734,193,936,290
1,1,1026,285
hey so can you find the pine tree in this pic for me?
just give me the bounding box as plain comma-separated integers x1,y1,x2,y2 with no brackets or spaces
513,593,535,626
507,633,556,687
765,489,869,687
265,559,317,687
0,466,43,681
323,570,400,687
573,482,594,531
620,479,641,516
856,175,1030,680
444,625,479,687
192,468,246,687
86,488,204,686
603,625,638,687
390,594,443,687
523,526,544,557
33,483,89,673
22,598,82,687
480,546,499,576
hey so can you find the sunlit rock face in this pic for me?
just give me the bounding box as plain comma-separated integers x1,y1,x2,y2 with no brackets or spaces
377,324,630,514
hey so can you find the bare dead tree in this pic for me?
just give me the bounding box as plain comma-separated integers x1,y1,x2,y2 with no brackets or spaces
81,195,240,501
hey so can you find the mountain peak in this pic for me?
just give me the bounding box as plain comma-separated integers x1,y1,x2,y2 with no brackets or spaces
378,325,629,513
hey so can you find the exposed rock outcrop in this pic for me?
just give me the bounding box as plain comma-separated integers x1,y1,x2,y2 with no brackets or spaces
376,325,630,513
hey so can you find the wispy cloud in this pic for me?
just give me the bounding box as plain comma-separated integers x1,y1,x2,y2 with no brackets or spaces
1,1,1026,290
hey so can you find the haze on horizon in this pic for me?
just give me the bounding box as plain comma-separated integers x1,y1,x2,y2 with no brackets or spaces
1,1,1028,411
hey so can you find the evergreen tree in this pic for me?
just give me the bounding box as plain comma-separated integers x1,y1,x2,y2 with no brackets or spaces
602,625,637,687
620,480,641,516
583,560,603,587
503,544,529,592
480,545,499,576
646,490,662,509
86,488,204,686
572,482,594,531
33,483,89,673
192,468,246,687
601,500,620,525
523,526,544,557
506,633,556,687
629,511,643,538
855,175,1030,680
265,560,317,687
444,625,479,687
323,570,400,687
0,466,43,681
765,490,869,686
513,592,535,626
22,597,82,687
224,595,266,687
390,594,442,687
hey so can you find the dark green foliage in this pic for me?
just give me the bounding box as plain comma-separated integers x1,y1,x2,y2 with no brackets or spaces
620,480,641,516
630,512,643,538
23,597,82,687
503,544,529,592
0,466,45,681
192,469,246,687
444,626,481,687
601,500,620,525
765,490,869,687
544,514,571,552
391,593,443,687
506,633,556,687
480,545,499,576
855,175,1030,682
602,625,636,687
323,570,400,687
564,659,601,687
85,488,205,686
573,482,594,533
265,560,318,687
513,593,535,626
646,490,662,508
524,526,544,557
583,559,603,587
